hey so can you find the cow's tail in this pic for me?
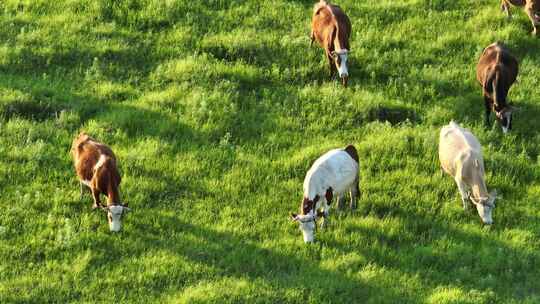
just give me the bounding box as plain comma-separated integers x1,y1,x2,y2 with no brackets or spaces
344,144,359,164
493,52,507,108
493,69,506,108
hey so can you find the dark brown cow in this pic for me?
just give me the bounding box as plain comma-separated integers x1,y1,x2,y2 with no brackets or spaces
71,132,130,232
476,42,519,134
310,0,352,86
501,0,540,35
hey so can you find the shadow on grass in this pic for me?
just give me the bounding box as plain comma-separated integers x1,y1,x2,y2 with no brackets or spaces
87,215,418,303
325,206,539,302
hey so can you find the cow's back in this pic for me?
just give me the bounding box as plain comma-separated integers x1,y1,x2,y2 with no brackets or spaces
72,133,116,182
311,2,351,49
304,149,358,199
439,123,482,176
476,43,518,85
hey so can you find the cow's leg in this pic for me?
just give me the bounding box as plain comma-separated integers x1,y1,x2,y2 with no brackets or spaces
501,0,511,17
530,18,538,36
79,181,85,200
484,96,492,127
523,6,539,35
320,188,333,228
320,201,331,229
91,188,102,209
454,177,470,210
337,195,346,210
327,54,336,78
350,176,360,210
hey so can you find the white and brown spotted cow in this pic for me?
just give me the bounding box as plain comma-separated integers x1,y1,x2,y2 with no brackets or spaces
71,132,130,232
291,145,360,243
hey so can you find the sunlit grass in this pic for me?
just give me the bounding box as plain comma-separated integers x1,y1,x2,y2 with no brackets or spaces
0,0,539,303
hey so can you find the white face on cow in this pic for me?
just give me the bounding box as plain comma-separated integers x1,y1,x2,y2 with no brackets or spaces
291,213,316,243
472,195,496,225
494,106,513,134
105,205,130,232
299,220,316,243
332,49,349,78
501,111,512,134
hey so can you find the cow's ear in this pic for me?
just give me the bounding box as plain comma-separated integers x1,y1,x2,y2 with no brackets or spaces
484,190,497,207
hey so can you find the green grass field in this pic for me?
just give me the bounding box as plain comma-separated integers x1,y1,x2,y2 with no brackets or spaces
1,0,539,303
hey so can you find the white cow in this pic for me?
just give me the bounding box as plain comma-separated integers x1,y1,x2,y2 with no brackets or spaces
291,145,360,243
439,122,496,224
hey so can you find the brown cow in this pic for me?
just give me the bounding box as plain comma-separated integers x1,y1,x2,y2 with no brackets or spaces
476,42,519,134
501,0,540,35
310,0,352,86
71,132,130,232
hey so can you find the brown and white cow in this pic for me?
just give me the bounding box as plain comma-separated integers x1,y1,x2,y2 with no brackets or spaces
476,42,518,134
290,145,360,243
439,122,497,225
501,0,540,35
71,132,130,232
310,0,352,86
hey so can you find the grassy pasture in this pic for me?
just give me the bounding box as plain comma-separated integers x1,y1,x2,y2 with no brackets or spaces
0,0,539,303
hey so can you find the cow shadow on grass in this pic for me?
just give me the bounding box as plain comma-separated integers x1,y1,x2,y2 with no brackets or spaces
0,72,202,144
324,206,539,302
43,214,421,303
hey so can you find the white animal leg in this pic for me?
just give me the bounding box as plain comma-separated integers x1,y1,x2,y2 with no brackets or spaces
320,201,330,229
337,195,346,210
455,177,470,210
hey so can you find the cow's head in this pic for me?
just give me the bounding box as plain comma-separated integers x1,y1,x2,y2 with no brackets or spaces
290,213,316,243
290,196,320,243
494,106,513,134
470,190,496,225
102,204,131,232
331,49,350,87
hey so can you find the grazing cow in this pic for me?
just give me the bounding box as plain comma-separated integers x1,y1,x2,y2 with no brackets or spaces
476,42,518,134
310,0,352,86
71,132,130,232
501,0,540,35
290,145,360,243
439,122,497,225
